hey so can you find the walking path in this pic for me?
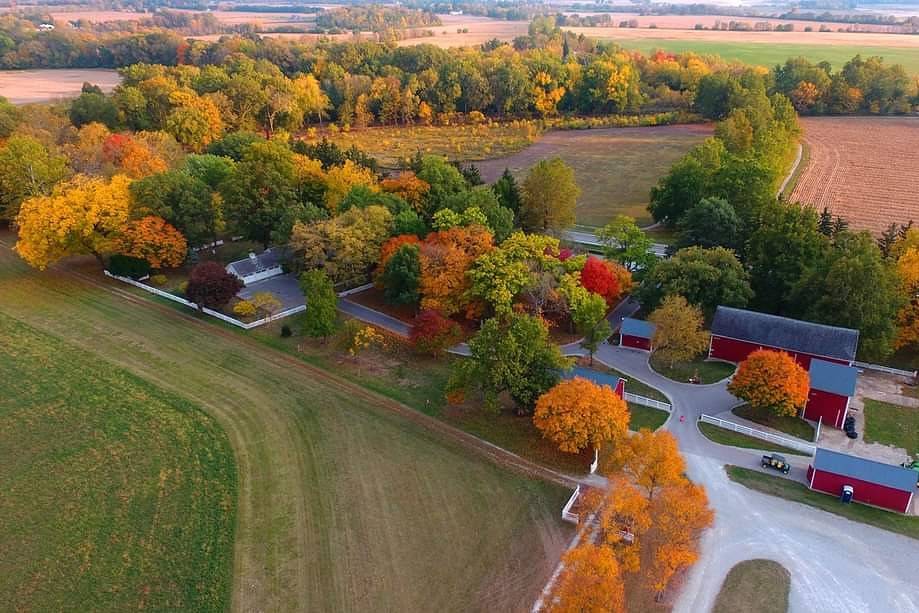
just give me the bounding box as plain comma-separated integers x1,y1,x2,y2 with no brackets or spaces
590,341,919,613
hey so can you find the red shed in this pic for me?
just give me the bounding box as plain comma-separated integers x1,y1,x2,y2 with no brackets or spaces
620,317,655,352
804,359,858,428
708,306,859,368
807,448,917,513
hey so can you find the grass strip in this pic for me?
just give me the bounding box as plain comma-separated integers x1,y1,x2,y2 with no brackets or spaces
698,422,808,456
713,559,790,613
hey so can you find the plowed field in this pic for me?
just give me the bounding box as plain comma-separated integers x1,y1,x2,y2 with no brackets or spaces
790,117,919,235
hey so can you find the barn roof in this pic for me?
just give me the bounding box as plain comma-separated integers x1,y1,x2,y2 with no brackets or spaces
621,317,655,340
813,448,918,493
710,307,859,362
809,359,858,397
564,366,625,393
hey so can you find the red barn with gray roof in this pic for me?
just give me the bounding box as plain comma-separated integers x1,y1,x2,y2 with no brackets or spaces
803,359,859,428
708,307,859,368
620,317,655,352
807,448,917,513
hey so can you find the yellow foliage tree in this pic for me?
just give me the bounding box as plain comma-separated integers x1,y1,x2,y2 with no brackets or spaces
324,160,378,212
16,175,131,269
533,377,630,454
728,349,810,417
380,171,430,212
250,291,283,320
895,243,919,349
114,215,187,268
548,543,625,613
603,429,686,501
648,295,710,367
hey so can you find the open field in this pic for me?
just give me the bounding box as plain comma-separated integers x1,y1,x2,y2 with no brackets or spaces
712,559,790,613
0,313,236,612
864,399,919,452
0,68,122,104
398,15,529,47
476,124,712,227
726,465,919,539
564,14,908,33
0,240,571,612
789,117,919,235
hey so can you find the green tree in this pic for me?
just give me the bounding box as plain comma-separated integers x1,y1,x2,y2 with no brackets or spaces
183,154,235,190
597,215,655,272
637,246,752,317
415,155,468,216
0,135,68,222
69,87,119,129
449,313,570,411
0,95,20,138
299,269,339,339
492,168,521,214
380,244,421,306
520,158,579,233
130,170,217,246
220,140,297,247
674,197,742,252
573,292,611,365
790,232,903,360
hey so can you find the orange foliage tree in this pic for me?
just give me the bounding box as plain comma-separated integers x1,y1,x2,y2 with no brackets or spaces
603,429,685,501
728,349,810,417
115,215,188,268
102,133,168,179
380,171,430,212
548,543,625,613
533,377,630,454
376,233,421,282
895,239,919,350
595,476,652,573
418,224,493,317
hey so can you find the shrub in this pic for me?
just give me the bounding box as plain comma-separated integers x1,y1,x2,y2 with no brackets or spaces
410,309,462,356
149,274,167,286
233,300,257,318
177,280,189,296
281,324,292,337
108,254,150,279
185,261,244,310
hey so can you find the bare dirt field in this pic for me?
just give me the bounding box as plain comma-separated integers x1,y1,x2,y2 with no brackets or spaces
475,124,713,227
565,13,907,33
789,116,919,235
398,15,529,47
0,68,121,104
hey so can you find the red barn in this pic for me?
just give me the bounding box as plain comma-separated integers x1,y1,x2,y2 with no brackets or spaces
708,306,859,369
807,448,917,514
804,359,858,428
620,317,655,352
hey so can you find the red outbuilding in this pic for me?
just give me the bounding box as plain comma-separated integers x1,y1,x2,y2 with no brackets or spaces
807,448,917,514
708,306,859,369
620,317,655,352
803,359,859,428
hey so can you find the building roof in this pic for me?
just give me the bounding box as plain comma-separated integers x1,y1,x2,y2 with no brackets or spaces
710,306,859,362
564,366,625,393
809,359,858,397
227,249,282,278
621,317,656,340
813,448,918,493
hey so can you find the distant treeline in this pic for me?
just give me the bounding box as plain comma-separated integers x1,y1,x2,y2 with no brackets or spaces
315,6,441,33
230,5,323,14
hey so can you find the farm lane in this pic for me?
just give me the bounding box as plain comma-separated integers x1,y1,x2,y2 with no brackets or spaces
593,342,919,613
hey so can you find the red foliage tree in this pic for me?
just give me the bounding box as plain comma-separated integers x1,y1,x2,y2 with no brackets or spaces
186,261,243,310
409,309,462,356
377,234,421,276
580,256,621,307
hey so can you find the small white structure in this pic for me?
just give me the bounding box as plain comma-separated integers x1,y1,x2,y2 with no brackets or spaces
226,249,283,286
38,23,55,31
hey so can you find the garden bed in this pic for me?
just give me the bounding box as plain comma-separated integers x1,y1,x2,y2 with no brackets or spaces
732,404,815,442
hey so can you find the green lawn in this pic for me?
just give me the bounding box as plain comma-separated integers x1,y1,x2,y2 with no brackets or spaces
713,559,790,613
629,403,670,431
650,354,736,384
864,399,919,453
0,244,571,612
606,366,670,403
610,38,919,75
0,313,237,612
698,422,808,456
732,404,815,442
726,466,919,540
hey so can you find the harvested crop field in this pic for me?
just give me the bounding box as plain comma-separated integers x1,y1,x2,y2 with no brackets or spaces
789,117,919,235
476,124,712,227
0,68,121,104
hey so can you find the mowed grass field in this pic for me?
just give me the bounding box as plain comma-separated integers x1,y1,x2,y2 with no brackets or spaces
0,241,571,612
476,124,712,227
0,313,237,612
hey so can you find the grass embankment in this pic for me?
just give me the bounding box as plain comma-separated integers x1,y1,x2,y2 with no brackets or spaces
0,246,571,612
713,559,790,613
650,354,736,384
863,399,919,452
0,313,237,612
732,404,815,441
726,466,919,540
698,422,808,456
781,141,809,200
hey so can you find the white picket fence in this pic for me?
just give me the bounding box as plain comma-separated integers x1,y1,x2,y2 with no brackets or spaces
337,282,374,298
104,271,305,329
699,414,816,455
625,392,672,412
854,361,917,379
561,485,581,524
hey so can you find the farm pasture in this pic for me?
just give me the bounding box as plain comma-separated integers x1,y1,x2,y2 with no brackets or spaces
789,117,919,235
0,68,121,104
475,124,713,227
0,241,570,613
